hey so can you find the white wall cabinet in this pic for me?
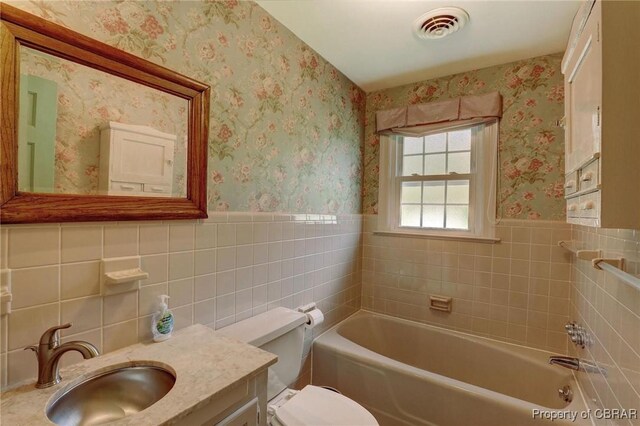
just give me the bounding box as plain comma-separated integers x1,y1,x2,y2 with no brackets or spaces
99,121,175,197
562,0,640,228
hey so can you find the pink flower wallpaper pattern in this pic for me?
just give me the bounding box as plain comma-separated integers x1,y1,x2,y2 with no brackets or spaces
12,0,365,214
363,54,566,220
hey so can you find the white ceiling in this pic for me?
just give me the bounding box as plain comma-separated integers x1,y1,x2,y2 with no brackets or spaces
256,0,581,92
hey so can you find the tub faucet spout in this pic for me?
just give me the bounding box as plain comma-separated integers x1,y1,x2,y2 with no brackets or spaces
549,356,606,376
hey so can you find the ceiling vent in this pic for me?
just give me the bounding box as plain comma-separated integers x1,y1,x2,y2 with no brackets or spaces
414,7,470,40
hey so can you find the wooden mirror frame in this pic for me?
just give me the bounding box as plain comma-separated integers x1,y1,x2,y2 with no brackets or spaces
0,4,209,223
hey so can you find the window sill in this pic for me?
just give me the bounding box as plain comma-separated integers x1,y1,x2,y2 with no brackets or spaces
373,231,501,244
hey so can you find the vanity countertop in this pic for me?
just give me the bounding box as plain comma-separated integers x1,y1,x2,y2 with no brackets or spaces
1,324,277,425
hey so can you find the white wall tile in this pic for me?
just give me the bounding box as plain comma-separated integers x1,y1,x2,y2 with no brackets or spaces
253,243,268,265
253,223,268,243
216,247,236,272
103,291,138,325
139,225,168,255
216,294,235,320
1,214,363,389
169,278,193,308
61,226,102,263
194,249,216,276
169,223,194,252
103,320,137,353
11,266,59,309
217,224,237,247
141,254,168,285
61,296,102,335
60,261,100,299
104,225,138,258
171,305,193,331
195,223,216,249
8,227,59,268
168,251,193,280
236,223,253,245
194,274,216,301
0,228,8,270
236,246,253,268
194,299,215,325
216,271,235,296
139,283,169,317
8,304,59,350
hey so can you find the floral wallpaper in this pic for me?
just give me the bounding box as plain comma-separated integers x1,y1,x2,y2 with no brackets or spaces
364,54,566,220
10,0,365,214
20,47,188,196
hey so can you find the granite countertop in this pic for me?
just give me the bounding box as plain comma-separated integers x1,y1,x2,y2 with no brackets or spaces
1,324,277,425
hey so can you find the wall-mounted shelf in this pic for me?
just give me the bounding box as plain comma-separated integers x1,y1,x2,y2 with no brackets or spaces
104,268,149,285
101,256,147,295
559,240,640,292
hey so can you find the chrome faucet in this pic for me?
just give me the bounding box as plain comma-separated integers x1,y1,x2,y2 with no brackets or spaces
25,323,99,388
549,356,607,377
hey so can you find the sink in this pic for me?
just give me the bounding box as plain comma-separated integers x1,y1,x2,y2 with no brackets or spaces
46,363,176,426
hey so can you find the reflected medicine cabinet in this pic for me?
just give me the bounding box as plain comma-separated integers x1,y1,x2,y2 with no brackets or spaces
562,0,640,229
0,4,210,223
100,122,175,197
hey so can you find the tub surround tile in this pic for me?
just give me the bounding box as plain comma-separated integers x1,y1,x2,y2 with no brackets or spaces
362,215,571,353
570,224,640,422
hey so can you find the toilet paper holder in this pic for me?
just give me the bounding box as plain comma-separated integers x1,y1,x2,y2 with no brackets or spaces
297,302,318,315
296,302,323,328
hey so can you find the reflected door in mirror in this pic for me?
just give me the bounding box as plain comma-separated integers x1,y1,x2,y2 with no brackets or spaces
18,74,57,193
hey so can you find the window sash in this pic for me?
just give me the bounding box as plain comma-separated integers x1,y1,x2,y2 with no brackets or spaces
395,127,477,232
377,120,497,240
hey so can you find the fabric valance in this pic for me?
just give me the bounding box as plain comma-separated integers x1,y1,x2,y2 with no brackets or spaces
376,91,502,134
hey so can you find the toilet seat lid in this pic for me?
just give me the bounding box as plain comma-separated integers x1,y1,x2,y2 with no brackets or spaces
273,385,378,426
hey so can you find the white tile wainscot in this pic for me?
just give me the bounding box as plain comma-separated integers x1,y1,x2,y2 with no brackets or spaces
0,212,363,390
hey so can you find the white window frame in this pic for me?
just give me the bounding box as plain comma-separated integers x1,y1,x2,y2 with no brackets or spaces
377,120,498,242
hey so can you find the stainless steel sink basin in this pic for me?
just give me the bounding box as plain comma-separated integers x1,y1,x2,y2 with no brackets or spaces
46,364,176,426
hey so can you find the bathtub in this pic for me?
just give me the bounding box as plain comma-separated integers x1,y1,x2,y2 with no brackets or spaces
312,311,591,426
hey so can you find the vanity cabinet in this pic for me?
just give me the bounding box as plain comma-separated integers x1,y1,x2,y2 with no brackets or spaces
99,121,175,197
177,370,268,426
562,0,640,228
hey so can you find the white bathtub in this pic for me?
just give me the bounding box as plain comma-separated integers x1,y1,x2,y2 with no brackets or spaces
312,311,591,426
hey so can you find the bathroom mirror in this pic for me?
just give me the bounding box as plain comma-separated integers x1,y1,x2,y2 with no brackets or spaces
0,4,210,223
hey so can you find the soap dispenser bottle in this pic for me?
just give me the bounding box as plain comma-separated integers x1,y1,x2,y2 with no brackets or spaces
151,295,174,342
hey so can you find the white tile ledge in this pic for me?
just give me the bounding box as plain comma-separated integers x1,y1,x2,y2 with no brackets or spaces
373,231,501,244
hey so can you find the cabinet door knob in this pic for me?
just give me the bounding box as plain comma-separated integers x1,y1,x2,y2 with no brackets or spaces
581,172,593,182
581,201,595,211
568,204,578,212
565,181,575,189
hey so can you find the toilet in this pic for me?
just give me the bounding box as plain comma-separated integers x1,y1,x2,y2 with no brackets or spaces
218,307,378,426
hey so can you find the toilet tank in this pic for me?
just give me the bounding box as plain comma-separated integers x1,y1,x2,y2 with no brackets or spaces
217,307,307,399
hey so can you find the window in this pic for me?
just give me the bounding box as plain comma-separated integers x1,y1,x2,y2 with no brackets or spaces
378,121,497,240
